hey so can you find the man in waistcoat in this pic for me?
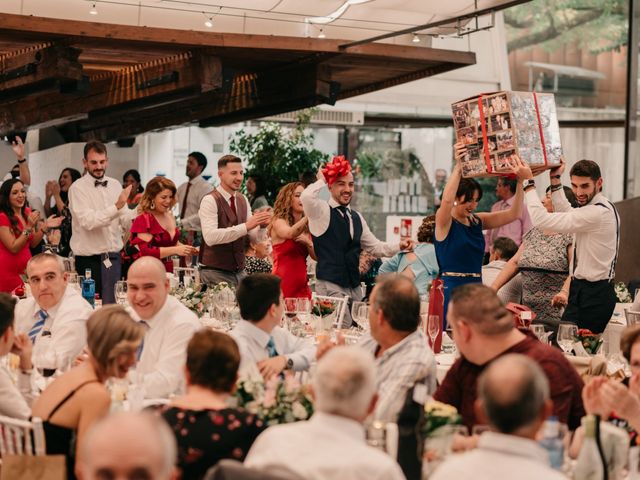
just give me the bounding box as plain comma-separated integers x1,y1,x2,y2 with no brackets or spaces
301,156,413,326
198,155,271,287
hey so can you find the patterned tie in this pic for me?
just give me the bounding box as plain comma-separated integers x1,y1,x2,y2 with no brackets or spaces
29,309,48,343
266,336,279,358
180,181,191,219
229,195,237,216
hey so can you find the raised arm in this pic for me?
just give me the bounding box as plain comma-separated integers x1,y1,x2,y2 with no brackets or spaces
435,143,464,242
10,136,31,186
270,216,308,242
300,170,331,237
69,184,132,231
477,178,524,230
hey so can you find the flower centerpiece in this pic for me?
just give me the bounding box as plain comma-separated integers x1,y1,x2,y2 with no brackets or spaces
422,400,462,438
234,373,314,426
576,329,603,355
615,282,633,303
171,284,206,316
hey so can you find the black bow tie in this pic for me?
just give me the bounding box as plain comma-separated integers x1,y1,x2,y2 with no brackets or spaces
94,180,108,187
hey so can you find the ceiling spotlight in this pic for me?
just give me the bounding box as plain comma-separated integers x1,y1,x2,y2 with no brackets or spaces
318,29,326,39
89,3,98,15
204,17,213,28
412,33,420,43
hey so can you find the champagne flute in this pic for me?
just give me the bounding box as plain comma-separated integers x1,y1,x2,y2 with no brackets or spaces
427,315,440,349
557,322,578,355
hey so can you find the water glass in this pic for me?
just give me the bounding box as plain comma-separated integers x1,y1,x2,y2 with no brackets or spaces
296,297,312,325
284,298,298,328
530,324,546,341
351,301,369,330
115,280,128,305
557,322,578,355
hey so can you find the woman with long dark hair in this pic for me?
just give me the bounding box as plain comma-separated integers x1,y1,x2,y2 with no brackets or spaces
123,169,144,209
269,182,315,299
246,174,269,210
44,167,82,257
0,179,61,293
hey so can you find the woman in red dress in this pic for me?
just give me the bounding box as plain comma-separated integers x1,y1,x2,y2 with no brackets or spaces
128,177,198,273
0,179,61,293
269,182,315,299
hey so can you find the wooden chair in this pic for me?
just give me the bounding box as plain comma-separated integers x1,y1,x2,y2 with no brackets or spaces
0,415,46,457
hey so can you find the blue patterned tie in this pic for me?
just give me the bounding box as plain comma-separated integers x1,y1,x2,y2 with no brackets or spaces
136,321,150,360
28,310,48,343
266,336,279,358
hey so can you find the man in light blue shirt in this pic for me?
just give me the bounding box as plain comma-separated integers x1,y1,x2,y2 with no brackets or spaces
230,273,315,379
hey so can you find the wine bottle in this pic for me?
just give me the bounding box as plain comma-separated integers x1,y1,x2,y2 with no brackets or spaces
574,415,607,480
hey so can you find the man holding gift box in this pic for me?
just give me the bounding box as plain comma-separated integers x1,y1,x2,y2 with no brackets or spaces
301,156,413,326
510,157,620,334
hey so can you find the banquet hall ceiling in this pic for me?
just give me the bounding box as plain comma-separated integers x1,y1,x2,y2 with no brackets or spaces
0,1,527,141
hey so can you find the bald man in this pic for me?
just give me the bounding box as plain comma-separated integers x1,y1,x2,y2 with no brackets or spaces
127,257,199,398
76,412,177,480
432,354,564,480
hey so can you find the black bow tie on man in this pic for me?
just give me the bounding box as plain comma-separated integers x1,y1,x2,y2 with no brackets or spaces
94,179,108,187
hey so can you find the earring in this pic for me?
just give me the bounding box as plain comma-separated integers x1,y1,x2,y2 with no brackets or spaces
453,201,458,206
150,201,155,209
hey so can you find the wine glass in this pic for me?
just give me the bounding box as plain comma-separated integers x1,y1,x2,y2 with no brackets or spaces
115,280,128,305
284,298,298,329
297,298,312,326
427,315,440,349
356,304,370,331
530,324,546,341
351,301,367,329
557,322,578,355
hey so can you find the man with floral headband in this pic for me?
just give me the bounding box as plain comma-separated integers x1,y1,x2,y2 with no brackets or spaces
301,156,413,326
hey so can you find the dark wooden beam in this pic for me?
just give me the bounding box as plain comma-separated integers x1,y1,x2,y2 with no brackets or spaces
0,52,221,135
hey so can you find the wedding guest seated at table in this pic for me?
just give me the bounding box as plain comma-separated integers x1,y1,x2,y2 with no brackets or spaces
434,283,585,430
358,274,436,422
230,273,315,379
432,354,565,480
0,292,35,419
32,306,144,478
76,412,177,480
126,256,200,398
481,236,522,304
15,253,93,371
244,346,405,480
160,330,266,479
244,227,273,275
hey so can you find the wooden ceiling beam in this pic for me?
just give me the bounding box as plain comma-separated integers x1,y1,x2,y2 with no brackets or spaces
0,52,222,135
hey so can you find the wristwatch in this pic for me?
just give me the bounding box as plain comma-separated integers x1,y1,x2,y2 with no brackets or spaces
17,158,26,164
522,179,536,191
285,357,294,370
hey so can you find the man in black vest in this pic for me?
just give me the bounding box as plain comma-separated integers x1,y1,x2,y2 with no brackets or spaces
301,156,413,327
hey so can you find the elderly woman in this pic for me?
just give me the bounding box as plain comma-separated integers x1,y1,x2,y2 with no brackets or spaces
379,215,439,296
127,176,198,273
161,330,266,479
491,186,577,333
31,306,144,478
244,227,272,275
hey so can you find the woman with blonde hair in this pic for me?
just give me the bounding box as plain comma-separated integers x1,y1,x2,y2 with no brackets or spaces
127,176,198,273
31,306,145,478
269,182,315,299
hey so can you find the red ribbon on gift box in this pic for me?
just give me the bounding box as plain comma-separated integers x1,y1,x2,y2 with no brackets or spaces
477,95,493,174
532,92,548,166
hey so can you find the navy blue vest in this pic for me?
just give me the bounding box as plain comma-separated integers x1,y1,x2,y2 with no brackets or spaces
312,207,363,289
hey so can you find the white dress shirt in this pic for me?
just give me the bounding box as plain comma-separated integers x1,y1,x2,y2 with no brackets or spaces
245,412,405,480
135,295,200,398
482,260,523,304
230,320,315,373
176,175,213,231
199,186,254,247
431,432,566,480
68,173,137,256
525,189,619,281
0,363,33,420
15,285,93,369
300,179,399,258
358,329,436,422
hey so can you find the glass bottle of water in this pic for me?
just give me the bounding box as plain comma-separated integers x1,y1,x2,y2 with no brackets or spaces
82,269,95,308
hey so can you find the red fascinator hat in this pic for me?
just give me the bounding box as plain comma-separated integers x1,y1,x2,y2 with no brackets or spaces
322,156,352,185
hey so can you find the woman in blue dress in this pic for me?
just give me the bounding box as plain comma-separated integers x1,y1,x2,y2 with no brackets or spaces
435,142,524,326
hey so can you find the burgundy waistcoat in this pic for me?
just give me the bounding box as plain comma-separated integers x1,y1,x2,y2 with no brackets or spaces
199,190,248,272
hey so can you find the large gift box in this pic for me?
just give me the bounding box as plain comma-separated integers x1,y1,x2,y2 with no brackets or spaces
451,91,562,178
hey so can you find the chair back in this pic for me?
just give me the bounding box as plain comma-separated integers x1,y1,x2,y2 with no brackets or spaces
626,309,640,326
204,459,302,480
312,294,349,329
0,415,46,457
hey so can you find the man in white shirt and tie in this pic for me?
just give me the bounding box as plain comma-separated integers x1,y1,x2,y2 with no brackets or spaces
230,273,315,379
15,253,93,372
126,256,199,398
301,156,412,326
245,346,405,480
176,151,213,245
68,141,137,304
432,354,565,480
198,155,271,287
512,158,620,333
